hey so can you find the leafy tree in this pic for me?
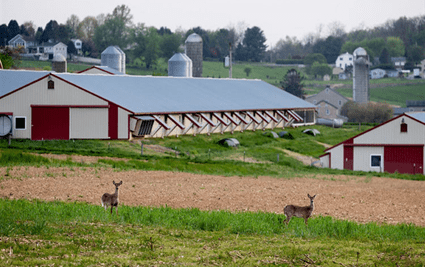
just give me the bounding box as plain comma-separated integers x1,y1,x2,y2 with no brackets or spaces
128,23,146,63
244,67,252,77
0,46,24,68
313,36,344,63
143,27,161,69
7,20,20,41
407,46,424,64
0,24,8,46
280,69,305,99
310,62,332,78
210,28,232,59
386,36,405,57
93,17,128,53
157,27,172,36
236,26,267,62
66,14,80,38
77,16,98,40
21,22,35,37
160,33,182,59
81,38,98,57
304,53,326,65
111,4,133,27
67,40,77,56
341,101,393,123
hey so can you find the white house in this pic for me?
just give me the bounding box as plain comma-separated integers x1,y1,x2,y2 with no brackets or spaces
335,52,353,70
42,42,67,59
320,112,425,175
0,69,316,140
370,68,386,79
71,39,82,54
8,34,37,52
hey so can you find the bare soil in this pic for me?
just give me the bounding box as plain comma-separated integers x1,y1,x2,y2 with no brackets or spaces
1,165,425,226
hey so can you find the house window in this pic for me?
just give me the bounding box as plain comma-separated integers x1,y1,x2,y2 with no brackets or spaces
340,57,342,60
349,58,352,60
338,100,342,106
15,116,26,130
370,155,382,168
326,109,330,115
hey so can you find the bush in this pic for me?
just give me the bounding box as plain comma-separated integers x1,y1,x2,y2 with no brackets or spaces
275,59,304,65
340,101,393,123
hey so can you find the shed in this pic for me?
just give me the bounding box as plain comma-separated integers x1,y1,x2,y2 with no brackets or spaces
320,112,425,175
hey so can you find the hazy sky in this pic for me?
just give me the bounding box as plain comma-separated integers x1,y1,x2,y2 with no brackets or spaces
1,0,425,47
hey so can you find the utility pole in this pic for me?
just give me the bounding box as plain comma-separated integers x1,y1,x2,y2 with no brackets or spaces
229,42,232,78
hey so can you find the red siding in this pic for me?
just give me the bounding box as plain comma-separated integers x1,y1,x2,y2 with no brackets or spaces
384,146,424,174
108,102,118,139
32,107,69,140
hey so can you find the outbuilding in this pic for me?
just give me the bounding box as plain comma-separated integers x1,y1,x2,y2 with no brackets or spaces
0,69,316,140
320,112,425,175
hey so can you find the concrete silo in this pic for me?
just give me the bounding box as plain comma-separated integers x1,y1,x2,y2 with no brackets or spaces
353,47,370,104
168,53,193,77
101,46,123,73
52,54,67,73
185,33,203,77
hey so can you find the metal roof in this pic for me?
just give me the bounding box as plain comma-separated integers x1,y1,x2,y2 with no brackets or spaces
0,70,316,114
407,112,425,124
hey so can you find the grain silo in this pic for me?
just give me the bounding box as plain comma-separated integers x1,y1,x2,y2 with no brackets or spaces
52,54,67,73
101,46,122,73
185,33,203,77
114,46,126,74
353,47,370,104
168,53,192,77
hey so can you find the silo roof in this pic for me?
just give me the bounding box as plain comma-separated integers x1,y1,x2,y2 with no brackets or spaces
353,47,367,56
185,33,202,43
168,53,192,63
0,70,316,115
101,46,121,55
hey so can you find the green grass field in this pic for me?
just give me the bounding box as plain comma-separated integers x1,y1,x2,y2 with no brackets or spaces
1,124,425,265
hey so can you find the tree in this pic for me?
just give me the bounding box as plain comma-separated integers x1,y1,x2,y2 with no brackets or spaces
313,36,344,63
157,27,172,36
304,53,327,65
40,20,59,43
143,27,161,69
128,23,146,63
236,26,267,62
111,4,133,27
407,45,424,64
327,21,346,38
244,67,252,77
35,27,43,44
160,32,182,59
0,24,8,46
0,46,25,69
341,101,393,123
93,17,127,53
67,40,77,57
66,14,80,38
310,62,332,78
81,38,97,57
386,36,405,57
77,16,98,40
21,21,35,37
7,20,20,41
280,69,305,99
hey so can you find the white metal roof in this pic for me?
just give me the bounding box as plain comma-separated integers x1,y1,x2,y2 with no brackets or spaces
407,112,425,124
0,70,316,115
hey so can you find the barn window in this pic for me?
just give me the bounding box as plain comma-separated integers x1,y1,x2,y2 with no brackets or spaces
47,75,54,89
15,116,26,130
370,155,382,168
400,118,407,133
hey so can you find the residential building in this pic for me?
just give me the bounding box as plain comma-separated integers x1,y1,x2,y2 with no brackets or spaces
335,52,353,70
305,85,348,120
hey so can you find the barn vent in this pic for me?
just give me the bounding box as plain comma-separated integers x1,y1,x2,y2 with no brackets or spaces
134,116,154,136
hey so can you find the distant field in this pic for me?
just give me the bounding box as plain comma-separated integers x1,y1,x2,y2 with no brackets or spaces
17,59,425,107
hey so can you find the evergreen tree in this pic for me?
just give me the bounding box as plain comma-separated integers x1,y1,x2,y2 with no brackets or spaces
280,69,305,99
0,24,8,46
379,48,390,64
236,26,267,62
7,20,20,41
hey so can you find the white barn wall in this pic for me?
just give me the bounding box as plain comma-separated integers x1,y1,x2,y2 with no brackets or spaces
355,116,425,145
328,144,344,170
118,108,131,139
0,76,108,139
70,108,109,139
353,146,384,172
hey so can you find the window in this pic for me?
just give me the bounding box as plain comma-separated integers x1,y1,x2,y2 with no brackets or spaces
370,155,382,168
400,122,407,133
15,117,26,130
338,100,342,106
340,57,343,60
313,100,317,104
349,58,352,60
48,80,54,89
326,109,330,115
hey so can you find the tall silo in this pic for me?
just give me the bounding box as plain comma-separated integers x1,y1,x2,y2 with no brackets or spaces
353,47,370,104
168,53,192,77
185,33,203,77
52,54,67,73
114,46,126,74
101,46,122,73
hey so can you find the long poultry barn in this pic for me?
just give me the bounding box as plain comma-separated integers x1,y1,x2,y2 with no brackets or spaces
0,69,316,140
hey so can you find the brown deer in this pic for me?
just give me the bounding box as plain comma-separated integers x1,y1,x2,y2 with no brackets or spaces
283,194,316,225
101,181,123,215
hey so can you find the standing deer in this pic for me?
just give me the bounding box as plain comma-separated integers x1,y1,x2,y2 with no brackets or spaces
283,194,316,225
101,181,123,215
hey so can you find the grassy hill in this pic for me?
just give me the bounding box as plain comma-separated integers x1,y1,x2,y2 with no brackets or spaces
17,58,425,107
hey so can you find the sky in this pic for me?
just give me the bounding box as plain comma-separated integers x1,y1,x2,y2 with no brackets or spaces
1,0,425,48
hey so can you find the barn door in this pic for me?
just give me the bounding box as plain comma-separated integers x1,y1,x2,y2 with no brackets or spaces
384,146,424,174
32,107,69,140
344,146,354,170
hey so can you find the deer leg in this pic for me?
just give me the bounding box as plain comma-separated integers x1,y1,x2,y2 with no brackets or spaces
284,216,291,225
110,206,113,214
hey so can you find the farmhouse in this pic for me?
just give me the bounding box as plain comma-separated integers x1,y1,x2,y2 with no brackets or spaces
305,85,348,120
0,69,316,140
320,112,425,175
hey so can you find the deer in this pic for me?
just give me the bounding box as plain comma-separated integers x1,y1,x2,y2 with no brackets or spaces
283,194,316,226
101,181,123,215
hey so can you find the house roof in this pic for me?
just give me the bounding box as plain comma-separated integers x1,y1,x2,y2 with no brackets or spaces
77,66,125,75
0,70,316,115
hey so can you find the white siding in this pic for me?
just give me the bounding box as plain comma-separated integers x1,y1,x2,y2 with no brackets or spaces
118,108,131,139
329,144,344,170
355,116,425,145
70,108,108,139
320,154,330,168
353,146,384,172
0,76,108,139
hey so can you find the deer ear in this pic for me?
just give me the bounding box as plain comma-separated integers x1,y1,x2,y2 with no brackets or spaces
119,181,123,185
113,181,116,185
308,194,311,198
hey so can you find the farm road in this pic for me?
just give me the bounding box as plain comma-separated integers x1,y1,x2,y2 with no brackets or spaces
1,166,424,226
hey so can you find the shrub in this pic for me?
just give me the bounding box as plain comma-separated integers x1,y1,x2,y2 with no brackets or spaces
341,101,393,123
